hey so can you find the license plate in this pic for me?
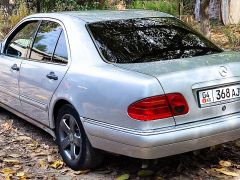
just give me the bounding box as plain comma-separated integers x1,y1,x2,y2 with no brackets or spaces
198,84,240,106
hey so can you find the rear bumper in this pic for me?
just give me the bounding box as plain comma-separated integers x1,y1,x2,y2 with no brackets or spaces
82,112,240,159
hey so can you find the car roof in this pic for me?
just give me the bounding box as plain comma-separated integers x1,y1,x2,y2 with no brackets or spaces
27,10,173,23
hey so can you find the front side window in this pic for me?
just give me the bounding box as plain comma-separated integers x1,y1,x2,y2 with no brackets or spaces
30,21,62,62
88,17,223,63
4,21,39,58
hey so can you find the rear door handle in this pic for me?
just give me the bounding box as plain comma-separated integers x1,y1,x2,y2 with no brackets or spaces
46,72,58,80
11,64,20,71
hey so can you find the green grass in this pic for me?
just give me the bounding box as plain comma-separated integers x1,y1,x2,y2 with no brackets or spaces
128,0,178,16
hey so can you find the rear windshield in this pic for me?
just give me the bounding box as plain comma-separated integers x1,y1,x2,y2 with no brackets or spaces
88,17,223,64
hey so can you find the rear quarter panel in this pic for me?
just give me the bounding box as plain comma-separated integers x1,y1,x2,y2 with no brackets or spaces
50,64,175,130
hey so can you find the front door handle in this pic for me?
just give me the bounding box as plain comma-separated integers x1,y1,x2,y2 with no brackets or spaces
46,72,58,80
11,64,20,71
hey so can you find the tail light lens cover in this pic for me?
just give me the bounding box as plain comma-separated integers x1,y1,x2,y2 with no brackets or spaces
128,93,189,121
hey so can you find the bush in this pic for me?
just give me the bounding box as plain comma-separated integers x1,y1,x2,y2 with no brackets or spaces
223,25,240,50
9,3,29,27
0,2,29,37
51,0,101,12
128,0,178,15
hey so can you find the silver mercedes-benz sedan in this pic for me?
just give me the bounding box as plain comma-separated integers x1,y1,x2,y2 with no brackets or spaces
0,10,240,170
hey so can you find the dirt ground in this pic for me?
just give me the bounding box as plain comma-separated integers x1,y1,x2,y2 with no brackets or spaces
1,109,240,180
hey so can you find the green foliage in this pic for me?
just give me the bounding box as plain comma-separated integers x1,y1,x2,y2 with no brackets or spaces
51,0,100,11
128,0,178,15
223,26,240,50
9,3,29,26
24,0,112,12
0,1,29,37
181,0,194,15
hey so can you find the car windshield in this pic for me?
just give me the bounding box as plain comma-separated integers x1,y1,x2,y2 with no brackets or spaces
88,17,223,64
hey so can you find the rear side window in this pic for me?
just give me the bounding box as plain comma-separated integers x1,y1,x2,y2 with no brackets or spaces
4,21,39,58
52,30,68,64
88,17,223,63
30,21,62,62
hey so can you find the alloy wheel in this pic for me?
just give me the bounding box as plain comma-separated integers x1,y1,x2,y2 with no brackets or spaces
58,114,82,160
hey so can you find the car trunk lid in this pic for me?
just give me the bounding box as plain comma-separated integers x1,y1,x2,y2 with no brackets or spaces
114,52,240,125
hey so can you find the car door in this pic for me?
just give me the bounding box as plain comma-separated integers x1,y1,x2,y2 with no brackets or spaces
0,21,39,111
19,20,69,125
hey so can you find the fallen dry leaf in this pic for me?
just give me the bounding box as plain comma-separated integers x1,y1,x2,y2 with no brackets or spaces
47,155,54,163
73,169,90,175
219,160,232,167
214,168,239,177
156,176,164,180
116,173,130,180
26,141,39,149
50,160,63,169
0,121,13,131
1,167,15,175
16,172,28,180
30,152,47,157
15,136,32,141
37,159,48,170
0,152,6,157
137,170,154,177
12,165,22,171
3,159,20,165
8,153,21,158
235,140,240,148
5,176,11,180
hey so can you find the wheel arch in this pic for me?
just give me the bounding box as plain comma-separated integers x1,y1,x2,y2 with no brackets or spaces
50,98,82,129
51,99,70,128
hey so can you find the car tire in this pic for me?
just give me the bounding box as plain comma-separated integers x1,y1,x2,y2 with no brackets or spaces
55,104,103,170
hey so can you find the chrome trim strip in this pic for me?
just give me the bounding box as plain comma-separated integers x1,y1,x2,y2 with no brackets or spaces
0,86,19,99
20,94,48,111
0,83,48,111
82,111,240,136
0,102,55,138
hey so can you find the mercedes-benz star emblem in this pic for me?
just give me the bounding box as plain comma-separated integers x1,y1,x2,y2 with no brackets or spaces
219,66,228,77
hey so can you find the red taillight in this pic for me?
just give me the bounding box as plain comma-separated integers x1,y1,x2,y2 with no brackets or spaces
128,93,189,121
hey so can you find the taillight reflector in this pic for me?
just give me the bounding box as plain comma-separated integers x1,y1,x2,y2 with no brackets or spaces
128,93,189,121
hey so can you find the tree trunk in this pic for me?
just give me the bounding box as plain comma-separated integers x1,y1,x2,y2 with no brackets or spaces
178,0,183,16
195,0,220,21
99,0,105,8
229,0,240,24
195,0,201,21
200,0,210,38
209,0,218,19
36,0,40,13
